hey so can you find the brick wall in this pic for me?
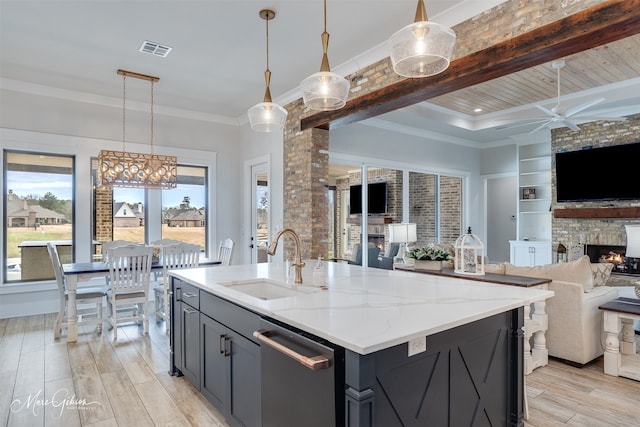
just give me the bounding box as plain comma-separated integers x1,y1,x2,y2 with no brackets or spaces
552,113,640,248
282,0,607,258
95,185,113,253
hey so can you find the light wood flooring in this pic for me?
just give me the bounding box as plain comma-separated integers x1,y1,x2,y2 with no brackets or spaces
1,314,639,426
0,313,229,427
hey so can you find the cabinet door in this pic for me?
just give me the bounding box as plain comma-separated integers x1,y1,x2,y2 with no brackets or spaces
181,302,201,388
201,314,227,411
510,243,533,266
227,331,261,427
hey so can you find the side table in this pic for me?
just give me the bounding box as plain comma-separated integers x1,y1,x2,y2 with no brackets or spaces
599,297,640,381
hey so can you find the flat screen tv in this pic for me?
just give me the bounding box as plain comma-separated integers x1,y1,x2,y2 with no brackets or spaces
349,182,388,214
556,142,640,202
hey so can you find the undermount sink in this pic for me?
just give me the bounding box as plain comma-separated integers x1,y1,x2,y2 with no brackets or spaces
220,278,314,301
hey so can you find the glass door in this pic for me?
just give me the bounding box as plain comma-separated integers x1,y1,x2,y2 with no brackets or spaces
251,163,269,263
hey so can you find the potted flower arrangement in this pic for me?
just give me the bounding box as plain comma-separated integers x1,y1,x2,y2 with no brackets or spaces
405,245,451,271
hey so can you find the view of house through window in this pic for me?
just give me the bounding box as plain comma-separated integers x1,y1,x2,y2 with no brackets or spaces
4,151,74,283
162,165,207,251
91,161,208,257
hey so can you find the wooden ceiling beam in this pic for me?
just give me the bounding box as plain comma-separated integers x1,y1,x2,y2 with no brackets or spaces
301,0,640,131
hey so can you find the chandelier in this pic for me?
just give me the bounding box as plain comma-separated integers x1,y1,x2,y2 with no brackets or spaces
97,69,177,189
248,9,288,132
300,0,350,111
389,0,456,78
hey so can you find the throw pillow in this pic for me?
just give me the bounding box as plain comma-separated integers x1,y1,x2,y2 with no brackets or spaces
504,255,594,292
590,262,614,287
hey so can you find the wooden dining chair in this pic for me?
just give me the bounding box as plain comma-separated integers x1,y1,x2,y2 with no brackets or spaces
105,245,153,341
217,238,234,266
153,242,201,333
47,242,106,339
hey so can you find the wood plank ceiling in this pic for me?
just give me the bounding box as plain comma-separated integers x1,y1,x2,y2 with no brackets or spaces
431,35,640,116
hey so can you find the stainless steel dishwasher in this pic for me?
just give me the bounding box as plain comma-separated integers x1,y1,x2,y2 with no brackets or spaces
254,318,345,427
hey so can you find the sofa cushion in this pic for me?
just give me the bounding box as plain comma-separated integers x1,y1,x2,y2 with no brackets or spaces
485,263,506,274
504,255,594,292
590,262,614,287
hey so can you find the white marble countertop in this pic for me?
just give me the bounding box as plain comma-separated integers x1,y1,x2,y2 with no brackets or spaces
169,261,554,355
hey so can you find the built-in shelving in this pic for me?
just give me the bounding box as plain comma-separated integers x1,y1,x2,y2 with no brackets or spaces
516,143,552,242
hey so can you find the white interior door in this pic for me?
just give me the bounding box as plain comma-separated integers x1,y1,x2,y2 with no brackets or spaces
486,175,517,263
251,163,269,264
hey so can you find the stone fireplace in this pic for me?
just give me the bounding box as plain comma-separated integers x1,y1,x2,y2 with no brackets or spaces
551,113,640,281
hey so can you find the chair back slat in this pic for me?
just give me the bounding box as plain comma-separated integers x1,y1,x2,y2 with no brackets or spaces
150,239,182,248
107,245,153,294
161,243,201,285
47,242,66,296
101,240,142,261
217,238,234,266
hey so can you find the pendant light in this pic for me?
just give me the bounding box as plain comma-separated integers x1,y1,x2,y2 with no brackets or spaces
300,0,350,111
389,0,456,78
248,9,288,132
97,70,177,189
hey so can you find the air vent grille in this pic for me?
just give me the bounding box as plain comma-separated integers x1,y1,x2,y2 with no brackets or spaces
139,41,172,57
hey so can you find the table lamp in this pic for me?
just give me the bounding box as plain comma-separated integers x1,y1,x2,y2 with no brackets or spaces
388,223,417,263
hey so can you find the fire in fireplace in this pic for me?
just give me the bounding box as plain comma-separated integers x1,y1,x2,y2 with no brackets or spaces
586,244,639,275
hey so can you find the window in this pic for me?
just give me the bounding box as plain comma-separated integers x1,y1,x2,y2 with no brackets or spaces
4,151,74,283
91,161,208,255
162,165,207,250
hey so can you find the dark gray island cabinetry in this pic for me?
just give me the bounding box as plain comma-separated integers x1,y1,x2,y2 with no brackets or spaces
171,278,261,427
169,262,550,427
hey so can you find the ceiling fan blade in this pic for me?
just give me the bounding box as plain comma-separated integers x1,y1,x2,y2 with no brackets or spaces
534,104,558,117
495,119,549,131
561,119,581,131
574,116,627,122
528,119,554,134
565,97,605,117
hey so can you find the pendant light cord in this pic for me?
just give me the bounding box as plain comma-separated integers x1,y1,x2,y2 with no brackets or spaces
265,12,270,73
150,81,155,155
122,74,127,151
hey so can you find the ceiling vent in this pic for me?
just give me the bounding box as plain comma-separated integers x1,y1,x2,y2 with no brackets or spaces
139,41,172,58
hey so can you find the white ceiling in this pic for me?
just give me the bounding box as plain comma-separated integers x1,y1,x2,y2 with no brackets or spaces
2,0,639,143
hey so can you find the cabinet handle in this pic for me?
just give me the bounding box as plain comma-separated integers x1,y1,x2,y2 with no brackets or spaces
184,307,198,314
253,330,330,371
219,335,230,356
183,292,197,298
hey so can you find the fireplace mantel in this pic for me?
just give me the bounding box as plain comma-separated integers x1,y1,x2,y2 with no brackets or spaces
553,207,640,219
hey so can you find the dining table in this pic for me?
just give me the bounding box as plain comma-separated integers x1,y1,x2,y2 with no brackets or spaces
62,256,220,342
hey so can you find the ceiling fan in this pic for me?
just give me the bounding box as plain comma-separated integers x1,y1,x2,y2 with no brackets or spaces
499,59,626,133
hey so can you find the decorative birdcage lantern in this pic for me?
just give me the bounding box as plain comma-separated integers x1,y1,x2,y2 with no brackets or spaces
454,227,485,275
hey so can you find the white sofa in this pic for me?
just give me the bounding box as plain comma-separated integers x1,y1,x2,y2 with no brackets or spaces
488,256,618,366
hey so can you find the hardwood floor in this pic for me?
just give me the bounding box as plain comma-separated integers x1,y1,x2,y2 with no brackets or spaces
1,313,639,426
0,314,229,427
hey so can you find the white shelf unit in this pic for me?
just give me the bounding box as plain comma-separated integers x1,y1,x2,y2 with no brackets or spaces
516,143,551,242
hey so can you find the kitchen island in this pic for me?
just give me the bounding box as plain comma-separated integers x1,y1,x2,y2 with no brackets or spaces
169,261,553,427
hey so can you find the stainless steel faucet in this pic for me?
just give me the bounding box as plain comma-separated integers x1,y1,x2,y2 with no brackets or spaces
267,228,305,284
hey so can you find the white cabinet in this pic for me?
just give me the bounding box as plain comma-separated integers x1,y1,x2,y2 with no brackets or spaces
517,143,551,242
510,240,552,266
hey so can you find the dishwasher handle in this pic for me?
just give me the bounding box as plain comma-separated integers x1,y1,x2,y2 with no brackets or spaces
253,330,330,371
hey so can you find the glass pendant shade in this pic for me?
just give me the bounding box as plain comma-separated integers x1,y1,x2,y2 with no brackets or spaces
301,71,350,111
248,9,287,132
248,101,288,132
389,20,456,78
